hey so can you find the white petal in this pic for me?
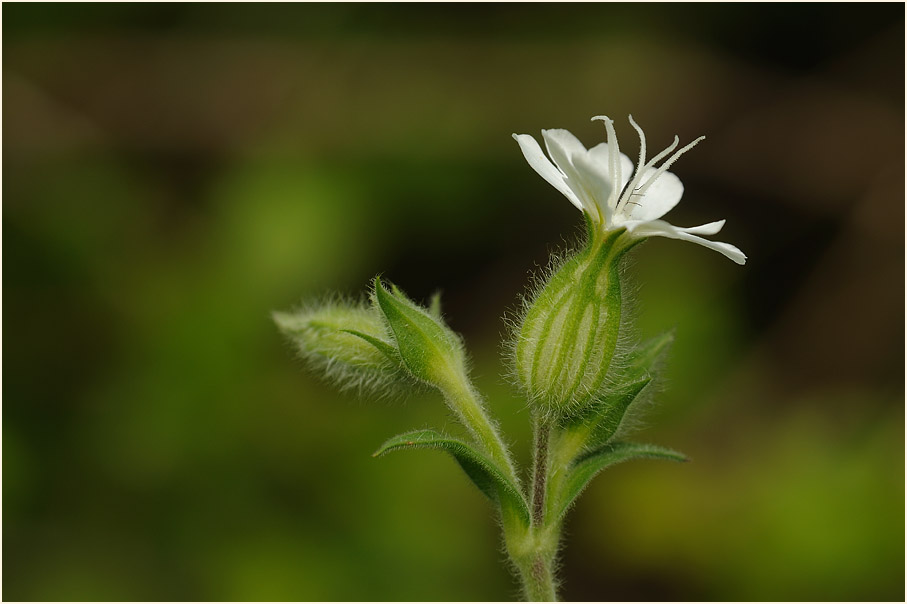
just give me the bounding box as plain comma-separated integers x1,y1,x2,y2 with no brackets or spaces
682,219,725,236
512,133,583,211
541,129,598,215
587,143,634,195
542,128,588,167
571,152,614,224
622,219,747,265
623,168,684,222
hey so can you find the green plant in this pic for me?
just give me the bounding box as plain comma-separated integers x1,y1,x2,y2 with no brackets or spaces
275,115,745,601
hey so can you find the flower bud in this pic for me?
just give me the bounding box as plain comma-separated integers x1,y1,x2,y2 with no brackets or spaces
373,277,467,389
273,300,408,394
514,228,626,417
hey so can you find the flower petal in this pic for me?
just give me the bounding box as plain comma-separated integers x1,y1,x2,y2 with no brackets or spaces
542,128,588,166
623,168,683,222
541,129,598,216
623,219,747,265
571,152,613,224
513,133,584,211
682,219,725,236
587,143,634,197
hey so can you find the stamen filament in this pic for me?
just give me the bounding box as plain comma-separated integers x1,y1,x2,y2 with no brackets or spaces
617,135,680,214
592,115,621,212
634,136,705,199
643,135,680,172
618,115,649,212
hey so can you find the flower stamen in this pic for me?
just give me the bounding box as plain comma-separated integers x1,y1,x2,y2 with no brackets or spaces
591,115,621,211
633,136,705,200
617,115,649,213
618,131,682,214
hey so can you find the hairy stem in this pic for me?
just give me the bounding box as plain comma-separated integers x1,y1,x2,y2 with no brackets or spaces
438,372,519,486
520,554,557,602
502,417,560,601
544,424,590,523
532,418,551,526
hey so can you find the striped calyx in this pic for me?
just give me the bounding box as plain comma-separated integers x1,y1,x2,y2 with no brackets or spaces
514,227,626,417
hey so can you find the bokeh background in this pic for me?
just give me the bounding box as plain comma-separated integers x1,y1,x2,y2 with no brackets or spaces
4,4,904,601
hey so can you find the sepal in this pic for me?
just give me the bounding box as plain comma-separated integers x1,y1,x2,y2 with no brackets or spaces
512,229,627,419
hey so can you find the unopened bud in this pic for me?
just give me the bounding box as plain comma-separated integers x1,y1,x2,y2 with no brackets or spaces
373,277,467,389
273,301,407,394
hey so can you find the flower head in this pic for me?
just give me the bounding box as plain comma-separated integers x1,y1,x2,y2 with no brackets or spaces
513,115,746,264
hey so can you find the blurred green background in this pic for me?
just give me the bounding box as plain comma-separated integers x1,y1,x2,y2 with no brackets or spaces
3,4,904,601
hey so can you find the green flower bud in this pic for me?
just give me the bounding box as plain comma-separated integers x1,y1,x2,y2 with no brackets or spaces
273,300,408,394
514,226,630,417
373,277,467,390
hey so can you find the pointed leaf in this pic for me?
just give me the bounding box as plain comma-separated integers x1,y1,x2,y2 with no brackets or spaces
588,376,652,445
555,441,687,521
374,429,531,524
342,329,401,363
619,330,674,384
563,330,674,446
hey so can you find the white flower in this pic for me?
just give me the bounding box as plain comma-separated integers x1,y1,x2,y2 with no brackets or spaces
513,115,746,265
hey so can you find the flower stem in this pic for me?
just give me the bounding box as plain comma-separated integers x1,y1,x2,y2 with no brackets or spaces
506,416,560,601
438,371,519,485
518,554,557,602
439,375,563,601
532,418,551,526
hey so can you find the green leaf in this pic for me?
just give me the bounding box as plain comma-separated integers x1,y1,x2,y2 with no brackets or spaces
564,330,675,446
586,376,652,445
373,277,466,387
341,328,400,362
374,429,531,525
555,441,687,521
619,330,675,384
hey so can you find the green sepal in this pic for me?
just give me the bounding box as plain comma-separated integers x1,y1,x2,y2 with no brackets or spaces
555,441,687,521
374,277,466,388
374,429,531,525
513,228,626,419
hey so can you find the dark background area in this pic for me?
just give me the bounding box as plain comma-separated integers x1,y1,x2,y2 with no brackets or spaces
4,3,904,601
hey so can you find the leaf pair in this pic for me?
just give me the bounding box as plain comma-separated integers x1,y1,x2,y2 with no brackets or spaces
547,330,686,520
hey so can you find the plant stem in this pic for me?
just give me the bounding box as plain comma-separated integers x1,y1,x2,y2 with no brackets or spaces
518,553,557,602
505,416,560,601
544,425,589,523
440,376,564,601
531,418,550,526
438,372,519,485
